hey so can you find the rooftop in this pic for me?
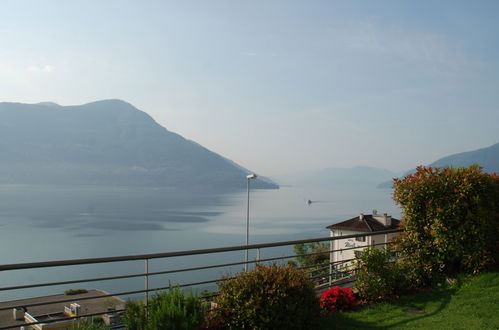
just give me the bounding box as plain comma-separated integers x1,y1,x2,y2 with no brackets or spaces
0,289,124,328
327,212,400,232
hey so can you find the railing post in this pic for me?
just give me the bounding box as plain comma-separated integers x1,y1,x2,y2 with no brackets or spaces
329,238,333,287
256,248,260,267
145,259,149,310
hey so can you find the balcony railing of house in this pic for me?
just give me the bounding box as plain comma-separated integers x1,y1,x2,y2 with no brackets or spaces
0,228,402,329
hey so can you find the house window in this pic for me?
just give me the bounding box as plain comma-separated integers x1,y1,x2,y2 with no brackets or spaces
355,236,366,242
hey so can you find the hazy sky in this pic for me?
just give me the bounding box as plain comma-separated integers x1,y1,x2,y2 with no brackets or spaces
1,1,498,176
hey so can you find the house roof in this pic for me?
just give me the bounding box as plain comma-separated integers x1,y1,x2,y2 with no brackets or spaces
327,214,400,232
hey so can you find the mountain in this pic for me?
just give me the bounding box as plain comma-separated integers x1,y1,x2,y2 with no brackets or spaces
429,142,499,172
275,166,398,189
378,142,499,188
0,100,278,191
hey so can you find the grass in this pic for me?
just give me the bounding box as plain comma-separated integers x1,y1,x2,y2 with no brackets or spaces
321,271,499,329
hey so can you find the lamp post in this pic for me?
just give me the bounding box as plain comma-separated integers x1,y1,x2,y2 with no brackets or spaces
245,173,257,271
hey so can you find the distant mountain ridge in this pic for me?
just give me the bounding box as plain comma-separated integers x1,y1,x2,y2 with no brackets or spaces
0,100,278,190
378,142,499,188
429,142,499,172
275,166,398,188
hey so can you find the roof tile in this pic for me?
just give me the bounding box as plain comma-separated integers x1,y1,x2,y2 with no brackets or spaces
327,214,400,232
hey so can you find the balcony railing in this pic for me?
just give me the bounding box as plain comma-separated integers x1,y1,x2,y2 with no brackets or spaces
0,228,402,329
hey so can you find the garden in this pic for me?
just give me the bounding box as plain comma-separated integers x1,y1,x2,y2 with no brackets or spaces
75,166,499,329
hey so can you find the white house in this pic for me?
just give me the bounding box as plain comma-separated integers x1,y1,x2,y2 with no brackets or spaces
326,211,400,272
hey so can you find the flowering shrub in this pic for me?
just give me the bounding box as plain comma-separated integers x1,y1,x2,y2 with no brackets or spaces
393,165,499,285
213,264,321,329
320,286,356,312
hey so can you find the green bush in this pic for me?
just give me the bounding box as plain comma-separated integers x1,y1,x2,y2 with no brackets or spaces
123,299,147,330
64,288,88,295
393,165,499,286
212,264,321,330
148,287,208,329
354,247,408,302
123,287,207,330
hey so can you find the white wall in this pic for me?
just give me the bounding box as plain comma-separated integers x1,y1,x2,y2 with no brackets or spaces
329,229,399,271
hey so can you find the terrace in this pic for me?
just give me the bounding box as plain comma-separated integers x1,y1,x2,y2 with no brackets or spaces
0,229,399,329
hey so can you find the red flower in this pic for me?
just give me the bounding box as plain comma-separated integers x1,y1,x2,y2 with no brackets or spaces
320,286,357,312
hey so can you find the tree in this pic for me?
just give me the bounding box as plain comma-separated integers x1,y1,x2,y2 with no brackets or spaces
393,165,499,285
289,242,330,285
292,242,330,268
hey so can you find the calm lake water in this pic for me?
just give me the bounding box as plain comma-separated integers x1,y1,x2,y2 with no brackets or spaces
0,184,400,301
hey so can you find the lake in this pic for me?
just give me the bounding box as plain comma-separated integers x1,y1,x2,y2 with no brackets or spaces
0,184,400,301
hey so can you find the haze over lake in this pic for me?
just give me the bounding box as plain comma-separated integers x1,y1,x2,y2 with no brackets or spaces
0,183,398,300
2,1,499,317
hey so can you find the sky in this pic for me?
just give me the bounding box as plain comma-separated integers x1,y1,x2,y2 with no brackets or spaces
1,0,499,176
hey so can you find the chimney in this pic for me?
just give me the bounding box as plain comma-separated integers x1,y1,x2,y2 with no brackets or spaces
372,212,392,227
359,213,364,220
383,213,392,227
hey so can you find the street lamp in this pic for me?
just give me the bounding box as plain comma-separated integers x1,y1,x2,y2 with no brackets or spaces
245,173,257,271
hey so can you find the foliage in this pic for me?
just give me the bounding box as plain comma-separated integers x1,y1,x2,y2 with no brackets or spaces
203,308,226,330
292,242,330,268
290,242,330,285
123,300,147,330
148,287,208,330
123,287,207,330
393,165,499,285
354,247,408,301
64,288,88,295
320,286,356,312
212,264,321,330
321,271,499,330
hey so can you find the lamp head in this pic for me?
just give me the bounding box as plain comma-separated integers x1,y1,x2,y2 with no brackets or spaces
246,174,257,179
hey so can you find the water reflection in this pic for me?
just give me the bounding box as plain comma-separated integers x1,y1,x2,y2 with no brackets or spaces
0,184,399,300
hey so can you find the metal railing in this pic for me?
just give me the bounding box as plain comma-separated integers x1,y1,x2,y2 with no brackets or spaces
0,228,402,329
